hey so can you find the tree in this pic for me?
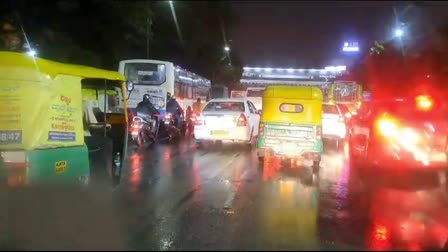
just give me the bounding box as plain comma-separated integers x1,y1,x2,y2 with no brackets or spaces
0,0,154,69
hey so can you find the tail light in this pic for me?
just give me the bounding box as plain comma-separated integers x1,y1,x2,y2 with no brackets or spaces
237,113,247,126
2,151,28,187
194,115,202,125
416,95,433,111
259,122,264,135
130,123,142,132
316,126,322,139
375,117,399,137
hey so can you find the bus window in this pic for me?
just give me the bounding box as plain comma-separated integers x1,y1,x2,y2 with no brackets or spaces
124,63,166,86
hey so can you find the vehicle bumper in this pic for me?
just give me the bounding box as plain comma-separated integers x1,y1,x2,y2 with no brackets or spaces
194,126,250,142
369,144,448,171
256,136,323,161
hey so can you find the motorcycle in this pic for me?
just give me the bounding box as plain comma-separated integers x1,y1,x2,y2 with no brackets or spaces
162,112,182,143
129,113,157,147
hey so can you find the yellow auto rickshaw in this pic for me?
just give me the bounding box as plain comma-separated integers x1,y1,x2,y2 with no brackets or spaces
0,51,129,188
256,85,323,171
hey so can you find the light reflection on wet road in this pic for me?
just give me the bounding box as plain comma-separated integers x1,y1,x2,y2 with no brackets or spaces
116,138,448,251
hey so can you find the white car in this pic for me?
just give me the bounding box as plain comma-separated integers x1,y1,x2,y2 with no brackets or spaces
322,103,348,146
194,98,260,146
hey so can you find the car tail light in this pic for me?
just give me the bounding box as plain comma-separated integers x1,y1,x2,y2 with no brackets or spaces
194,115,202,125
416,95,433,111
237,113,247,126
375,117,399,137
316,126,322,139
259,122,264,135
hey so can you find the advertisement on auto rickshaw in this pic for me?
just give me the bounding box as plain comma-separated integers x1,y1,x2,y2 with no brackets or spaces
0,74,84,150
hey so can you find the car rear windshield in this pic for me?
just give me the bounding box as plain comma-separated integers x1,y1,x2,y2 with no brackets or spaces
323,104,339,114
203,102,245,112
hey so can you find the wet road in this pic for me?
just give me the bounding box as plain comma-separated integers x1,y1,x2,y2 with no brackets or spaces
116,138,448,251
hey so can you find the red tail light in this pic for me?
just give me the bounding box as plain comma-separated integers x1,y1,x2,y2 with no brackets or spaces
316,126,322,139
194,115,202,125
259,122,264,135
375,117,398,137
416,95,433,111
237,113,247,126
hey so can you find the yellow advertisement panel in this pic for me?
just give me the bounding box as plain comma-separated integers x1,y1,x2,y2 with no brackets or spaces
0,73,84,149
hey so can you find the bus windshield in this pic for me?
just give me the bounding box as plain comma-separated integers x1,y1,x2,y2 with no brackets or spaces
124,63,166,86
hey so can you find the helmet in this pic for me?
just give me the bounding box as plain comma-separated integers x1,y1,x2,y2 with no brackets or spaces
143,94,150,102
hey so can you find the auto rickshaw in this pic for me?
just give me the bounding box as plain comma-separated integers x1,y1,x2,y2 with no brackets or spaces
0,51,129,188
256,85,323,171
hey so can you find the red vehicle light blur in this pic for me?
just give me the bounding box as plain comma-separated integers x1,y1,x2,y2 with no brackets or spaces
416,95,433,111
376,117,399,138
237,113,247,126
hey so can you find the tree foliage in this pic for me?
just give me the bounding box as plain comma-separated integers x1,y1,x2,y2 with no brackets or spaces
0,0,243,87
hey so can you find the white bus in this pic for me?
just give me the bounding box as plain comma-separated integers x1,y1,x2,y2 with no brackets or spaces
118,59,211,116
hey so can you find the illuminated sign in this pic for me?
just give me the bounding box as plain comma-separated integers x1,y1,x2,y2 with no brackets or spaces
342,42,359,52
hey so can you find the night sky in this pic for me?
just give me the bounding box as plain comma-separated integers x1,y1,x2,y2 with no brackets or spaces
230,1,448,68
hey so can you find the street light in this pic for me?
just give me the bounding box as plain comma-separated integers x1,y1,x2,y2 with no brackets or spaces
394,28,404,38
27,49,37,57
224,46,230,52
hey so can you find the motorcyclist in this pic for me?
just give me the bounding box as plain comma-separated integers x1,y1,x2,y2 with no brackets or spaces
166,95,183,128
136,94,160,135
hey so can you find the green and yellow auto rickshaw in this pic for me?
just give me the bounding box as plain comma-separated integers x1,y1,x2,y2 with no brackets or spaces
0,51,129,188
256,85,323,171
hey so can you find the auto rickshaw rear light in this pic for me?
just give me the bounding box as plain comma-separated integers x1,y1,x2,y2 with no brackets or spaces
237,113,247,126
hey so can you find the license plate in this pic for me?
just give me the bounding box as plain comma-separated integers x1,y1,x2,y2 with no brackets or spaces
211,130,228,136
282,142,297,152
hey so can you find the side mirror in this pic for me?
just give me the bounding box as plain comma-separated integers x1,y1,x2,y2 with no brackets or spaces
126,81,134,91
125,81,134,100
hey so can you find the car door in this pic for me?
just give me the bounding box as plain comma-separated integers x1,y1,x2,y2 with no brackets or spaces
249,101,261,134
246,101,260,135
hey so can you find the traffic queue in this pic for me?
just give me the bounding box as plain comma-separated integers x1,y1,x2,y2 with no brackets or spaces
1,51,447,190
